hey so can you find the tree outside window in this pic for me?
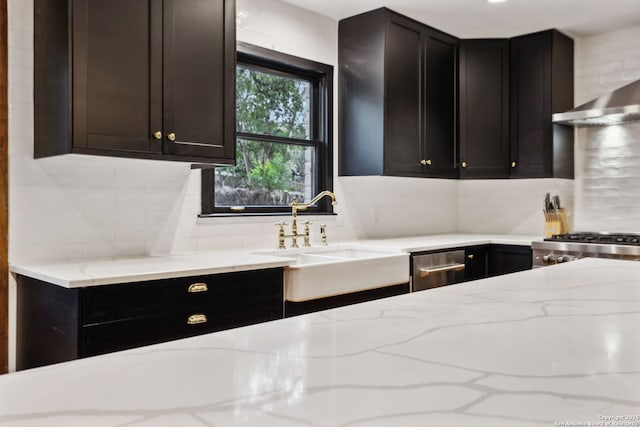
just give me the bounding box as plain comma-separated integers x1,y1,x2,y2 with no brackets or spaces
202,43,333,215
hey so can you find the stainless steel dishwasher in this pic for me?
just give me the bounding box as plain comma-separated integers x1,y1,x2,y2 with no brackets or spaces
412,250,466,291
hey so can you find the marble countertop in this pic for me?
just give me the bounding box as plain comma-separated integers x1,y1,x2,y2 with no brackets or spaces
9,234,541,288
9,250,294,288
1,258,639,426
357,233,540,253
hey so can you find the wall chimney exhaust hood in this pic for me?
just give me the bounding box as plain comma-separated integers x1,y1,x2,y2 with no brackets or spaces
553,79,640,126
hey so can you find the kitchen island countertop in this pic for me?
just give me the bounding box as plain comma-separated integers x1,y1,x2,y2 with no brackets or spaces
1,257,639,426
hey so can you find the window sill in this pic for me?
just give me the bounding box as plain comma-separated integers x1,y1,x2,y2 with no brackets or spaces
198,212,337,219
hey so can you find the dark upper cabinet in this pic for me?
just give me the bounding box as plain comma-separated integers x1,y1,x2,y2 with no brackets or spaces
35,0,236,164
459,39,510,179
510,30,574,178
384,14,424,176
423,29,459,178
339,8,458,178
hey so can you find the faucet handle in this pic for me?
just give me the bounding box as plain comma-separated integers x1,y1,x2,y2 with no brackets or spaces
301,220,313,247
320,224,328,246
275,222,289,249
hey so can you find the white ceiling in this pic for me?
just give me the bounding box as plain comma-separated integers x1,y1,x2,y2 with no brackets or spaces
278,0,640,38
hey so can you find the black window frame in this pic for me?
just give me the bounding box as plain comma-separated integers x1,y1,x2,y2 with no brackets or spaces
201,42,334,216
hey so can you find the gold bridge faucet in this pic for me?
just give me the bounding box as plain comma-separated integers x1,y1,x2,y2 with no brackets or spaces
275,191,337,249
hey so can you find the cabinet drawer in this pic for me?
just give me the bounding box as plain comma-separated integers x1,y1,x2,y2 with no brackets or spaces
82,299,283,357
82,268,283,324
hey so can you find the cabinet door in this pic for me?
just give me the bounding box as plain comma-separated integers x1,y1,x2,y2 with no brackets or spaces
459,40,510,179
465,245,488,281
162,0,236,162
383,15,424,175
510,32,552,178
423,29,458,178
72,0,163,154
489,245,532,276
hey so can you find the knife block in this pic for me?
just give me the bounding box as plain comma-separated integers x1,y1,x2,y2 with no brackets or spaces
544,208,568,237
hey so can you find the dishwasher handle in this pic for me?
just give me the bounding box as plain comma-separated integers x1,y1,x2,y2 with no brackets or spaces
418,263,466,278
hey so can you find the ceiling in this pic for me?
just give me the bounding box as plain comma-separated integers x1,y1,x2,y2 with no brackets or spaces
278,0,640,38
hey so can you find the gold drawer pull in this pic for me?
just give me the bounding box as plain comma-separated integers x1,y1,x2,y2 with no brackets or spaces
187,314,207,325
188,282,208,293
418,263,466,278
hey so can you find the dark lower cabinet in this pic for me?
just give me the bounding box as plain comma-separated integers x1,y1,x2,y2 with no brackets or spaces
409,244,532,285
35,0,235,164
17,268,283,370
464,245,489,281
489,245,533,277
285,283,410,317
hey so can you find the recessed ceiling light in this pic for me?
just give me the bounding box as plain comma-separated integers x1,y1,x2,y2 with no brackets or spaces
487,0,508,3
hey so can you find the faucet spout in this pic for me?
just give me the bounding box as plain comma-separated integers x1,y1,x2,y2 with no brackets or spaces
280,191,336,249
293,191,337,211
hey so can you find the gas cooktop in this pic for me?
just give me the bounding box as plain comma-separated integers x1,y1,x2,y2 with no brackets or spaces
534,232,640,267
545,232,640,246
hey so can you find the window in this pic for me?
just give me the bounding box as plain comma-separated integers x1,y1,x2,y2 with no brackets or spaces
201,43,333,215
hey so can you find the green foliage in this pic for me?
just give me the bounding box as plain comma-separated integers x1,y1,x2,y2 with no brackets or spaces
249,159,288,191
236,66,309,139
218,66,311,194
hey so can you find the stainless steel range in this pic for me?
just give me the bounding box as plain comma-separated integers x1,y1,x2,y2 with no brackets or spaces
532,232,640,267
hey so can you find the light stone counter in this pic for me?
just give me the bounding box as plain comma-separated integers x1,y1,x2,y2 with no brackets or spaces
356,233,540,253
1,258,639,426
10,234,540,288
9,250,295,288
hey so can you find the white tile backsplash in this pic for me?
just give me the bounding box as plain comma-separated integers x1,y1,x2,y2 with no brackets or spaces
339,176,458,238
573,25,640,233
457,179,575,235
575,26,640,105
574,123,640,232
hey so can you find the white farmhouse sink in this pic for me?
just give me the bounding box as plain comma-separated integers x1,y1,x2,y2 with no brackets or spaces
255,245,409,302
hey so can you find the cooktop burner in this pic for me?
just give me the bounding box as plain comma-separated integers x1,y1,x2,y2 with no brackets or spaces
545,232,640,246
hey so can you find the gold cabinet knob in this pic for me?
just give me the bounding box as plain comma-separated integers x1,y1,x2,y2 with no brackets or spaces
187,314,207,325
167,132,176,142
461,162,468,168
420,159,432,166
187,283,208,293
467,254,474,260
511,161,517,168
153,131,162,140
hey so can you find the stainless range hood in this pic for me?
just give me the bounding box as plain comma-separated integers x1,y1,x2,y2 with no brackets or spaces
553,79,640,126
